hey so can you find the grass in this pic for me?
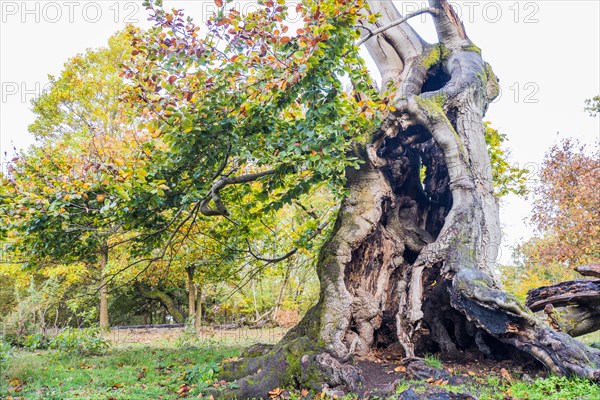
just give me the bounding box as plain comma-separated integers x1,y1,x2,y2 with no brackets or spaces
3,331,600,400
1,340,241,399
579,330,600,348
423,353,443,369
394,374,600,400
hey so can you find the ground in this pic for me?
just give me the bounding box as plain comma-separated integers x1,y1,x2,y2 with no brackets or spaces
1,328,600,399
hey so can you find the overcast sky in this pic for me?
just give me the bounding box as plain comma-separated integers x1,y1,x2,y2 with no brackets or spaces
1,1,599,264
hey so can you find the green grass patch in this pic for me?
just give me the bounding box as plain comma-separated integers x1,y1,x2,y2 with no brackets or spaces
423,353,443,369
1,341,241,399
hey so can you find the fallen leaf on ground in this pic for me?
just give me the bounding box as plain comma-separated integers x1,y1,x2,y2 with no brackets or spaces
500,368,513,382
177,383,191,397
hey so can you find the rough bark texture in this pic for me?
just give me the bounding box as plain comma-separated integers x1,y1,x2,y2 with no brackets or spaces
219,1,600,397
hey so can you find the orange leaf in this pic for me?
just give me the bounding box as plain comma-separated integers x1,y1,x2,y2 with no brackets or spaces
215,0,223,7
500,368,513,382
280,36,291,44
394,365,407,373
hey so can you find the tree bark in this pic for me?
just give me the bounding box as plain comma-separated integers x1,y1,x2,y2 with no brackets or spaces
219,1,600,397
99,243,110,330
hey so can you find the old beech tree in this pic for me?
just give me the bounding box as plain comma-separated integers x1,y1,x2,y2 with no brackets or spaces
128,0,600,396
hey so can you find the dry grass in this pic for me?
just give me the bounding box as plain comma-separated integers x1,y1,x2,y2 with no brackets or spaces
106,326,288,346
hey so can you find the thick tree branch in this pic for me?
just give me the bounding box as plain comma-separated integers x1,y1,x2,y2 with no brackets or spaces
200,169,277,216
428,0,471,49
360,2,430,96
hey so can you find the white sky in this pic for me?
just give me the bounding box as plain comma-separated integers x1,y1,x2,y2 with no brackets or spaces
1,1,599,264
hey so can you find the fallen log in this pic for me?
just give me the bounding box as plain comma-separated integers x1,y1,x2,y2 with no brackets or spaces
526,280,600,312
526,266,600,337
575,264,600,279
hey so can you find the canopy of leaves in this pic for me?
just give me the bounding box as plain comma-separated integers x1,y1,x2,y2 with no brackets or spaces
484,122,528,197
1,29,147,266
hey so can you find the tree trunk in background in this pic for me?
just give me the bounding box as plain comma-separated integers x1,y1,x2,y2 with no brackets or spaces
136,282,187,323
186,266,196,317
272,259,292,324
99,243,109,330
194,285,203,334
219,1,600,397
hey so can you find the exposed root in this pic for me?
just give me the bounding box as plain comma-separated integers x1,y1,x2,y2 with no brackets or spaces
216,336,362,399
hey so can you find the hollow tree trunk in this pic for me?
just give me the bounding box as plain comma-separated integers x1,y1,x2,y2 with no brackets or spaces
220,1,600,397
99,243,110,330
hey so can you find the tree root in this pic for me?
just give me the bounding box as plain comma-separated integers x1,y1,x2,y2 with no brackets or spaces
215,336,362,399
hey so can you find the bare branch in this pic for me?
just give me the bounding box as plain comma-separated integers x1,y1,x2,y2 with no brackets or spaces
356,8,437,47
246,218,330,263
364,1,428,58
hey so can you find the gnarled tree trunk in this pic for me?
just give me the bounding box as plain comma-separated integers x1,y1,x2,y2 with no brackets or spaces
220,1,600,397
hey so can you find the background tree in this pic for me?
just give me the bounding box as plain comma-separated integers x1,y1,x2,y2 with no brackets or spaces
525,140,599,270
1,29,144,329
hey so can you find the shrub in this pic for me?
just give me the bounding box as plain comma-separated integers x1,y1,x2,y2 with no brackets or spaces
23,333,50,350
49,327,110,356
0,340,12,371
